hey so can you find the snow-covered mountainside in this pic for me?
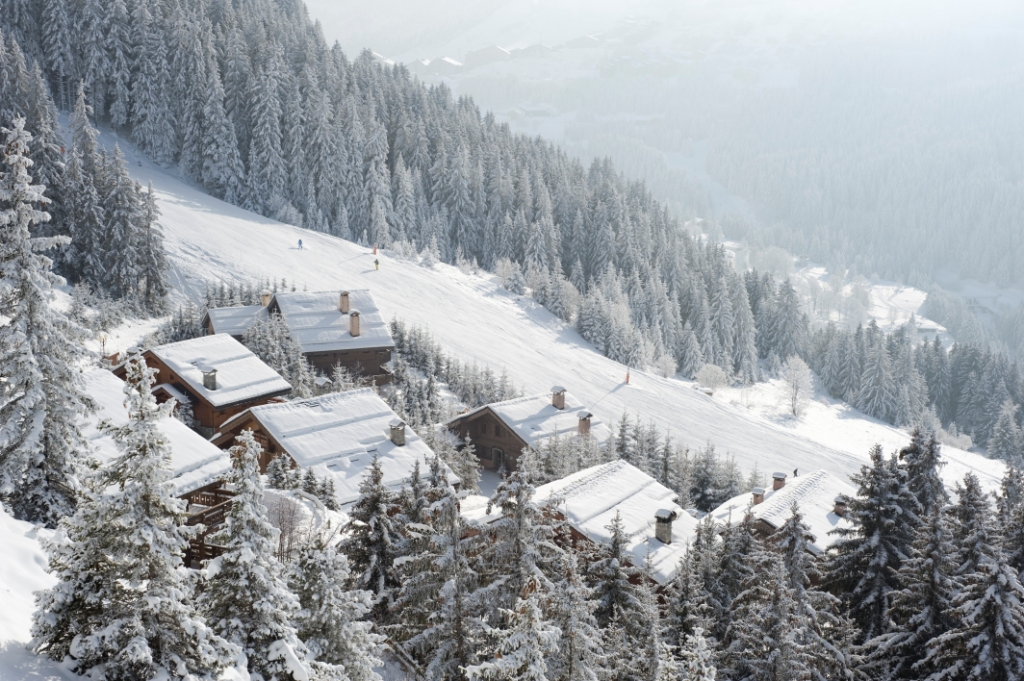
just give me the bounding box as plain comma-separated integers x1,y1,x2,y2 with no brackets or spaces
99,129,1006,494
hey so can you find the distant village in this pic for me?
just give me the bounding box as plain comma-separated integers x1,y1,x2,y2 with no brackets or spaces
96,285,854,575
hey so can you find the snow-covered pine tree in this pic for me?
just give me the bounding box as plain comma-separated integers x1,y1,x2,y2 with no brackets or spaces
200,429,312,681
465,571,561,681
201,67,247,204
588,512,646,639
290,536,383,681
681,627,717,681
951,472,996,577
343,452,401,620
549,549,602,681
242,312,315,397
31,354,237,679
138,182,168,312
825,444,919,642
723,552,808,681
474,458,560,620
857,335,895,422
989,399,1022,463
440,434,482,494
129,0,175,165
0,117,92,526
899,428,948,516
769,502,853,680
865,505,955,681
921,539,1024,681
400,461,482,678
100,144,141,299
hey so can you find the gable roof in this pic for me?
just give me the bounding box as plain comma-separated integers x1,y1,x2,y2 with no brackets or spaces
83,369,232,496
709,469,856,555
219,388,452,507
148,334,292,409
271,290,394,353
203,304,267,337
536,460,697,585
449,391,612,450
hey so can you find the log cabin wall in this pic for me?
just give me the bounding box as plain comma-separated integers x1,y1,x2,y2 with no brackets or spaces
450,409,527,471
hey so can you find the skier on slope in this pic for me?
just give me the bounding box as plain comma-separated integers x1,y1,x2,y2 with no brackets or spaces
374,258,379,270
298,238,303,250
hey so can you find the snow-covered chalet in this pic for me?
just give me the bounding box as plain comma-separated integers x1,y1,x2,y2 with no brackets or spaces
210,388,454,507
445,387,612,472
462,460,697,586
113,334,292,438
202,289,394,384
709,469,856,555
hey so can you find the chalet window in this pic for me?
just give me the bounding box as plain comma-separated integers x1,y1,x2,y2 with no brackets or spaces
495,425,503,438
479,423,488,435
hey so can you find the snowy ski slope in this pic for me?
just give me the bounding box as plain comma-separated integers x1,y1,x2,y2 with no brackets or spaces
96,129,1005,494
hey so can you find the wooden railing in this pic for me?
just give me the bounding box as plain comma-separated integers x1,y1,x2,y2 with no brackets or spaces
186,496,233,566
187,487,235,509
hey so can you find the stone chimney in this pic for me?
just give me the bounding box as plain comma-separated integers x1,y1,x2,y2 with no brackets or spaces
834,495,848,517
260,290,272,307
655,509,678,544
389,419,406,446
552,386,566,410
578,411,592,436
772,471,787,491
201,366,218,390
349,310,361,337
340,291,350,314
752,487,765,505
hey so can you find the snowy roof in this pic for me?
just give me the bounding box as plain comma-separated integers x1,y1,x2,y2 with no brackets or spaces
709,469,856,555
204,304,267,337
535,460,698,585
271,290,394,353
224,388,451,507
450,391,612,449
149,334,292,408
82,370,232,496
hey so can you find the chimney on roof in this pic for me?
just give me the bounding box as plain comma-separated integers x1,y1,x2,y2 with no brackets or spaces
260,290,272,307
578,411,592,436
350,310,361,337
834,495,848,517
340,291,350,314
772,471,787,491
752,487,765,505
389,419,406,446
201,366,218,390
655,509,678,544
552,386,566,410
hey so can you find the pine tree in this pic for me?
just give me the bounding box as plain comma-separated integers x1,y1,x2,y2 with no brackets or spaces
899,428,949,516
858,339,895,422
681,628,717,681
465,572,560,681
549,550,602,681
825,444,919,642
588,512,645,638
201,67,247,204
401,461,481,679
866,506,955,681
129,0,175,164
249,54,287,215
290,537,383,681
200,430,312,681
989,400,1021,463
30,355,237,679
343,452,401,619
104,0,132,127
0,118,92,526
921,546,1024,681
100,145,141,299
677,320,704,380
951,473,996,577
138,182,168,312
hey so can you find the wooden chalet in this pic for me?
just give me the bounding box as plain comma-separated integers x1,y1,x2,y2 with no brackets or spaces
445,387,612,471
462,460,697,586
84,369,236,567
211,388,453,507
709,469,856,555
202,289,395,384
113,334,292,438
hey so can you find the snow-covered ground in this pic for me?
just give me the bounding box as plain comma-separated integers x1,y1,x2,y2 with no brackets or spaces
78,126,1005,495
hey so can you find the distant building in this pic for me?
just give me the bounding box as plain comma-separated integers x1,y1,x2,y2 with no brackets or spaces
445,386,612,471
464,45,511,68
462,460,697,586
84,369,235,565
211,388,454,507
113,334,292,438
203,289,394,383
709,469,856,555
